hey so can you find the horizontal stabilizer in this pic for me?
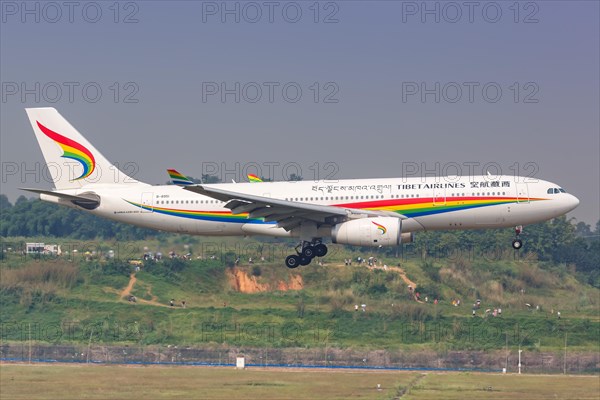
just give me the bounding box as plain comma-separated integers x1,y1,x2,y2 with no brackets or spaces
20,188,100,209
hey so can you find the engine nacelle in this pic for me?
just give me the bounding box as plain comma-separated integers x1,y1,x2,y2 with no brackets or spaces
331,217,407,247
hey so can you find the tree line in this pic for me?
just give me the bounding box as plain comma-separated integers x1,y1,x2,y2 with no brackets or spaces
1,193,598,287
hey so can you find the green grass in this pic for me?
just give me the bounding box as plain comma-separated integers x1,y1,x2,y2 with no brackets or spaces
405,372,600,400
1,364,598,400
0,364,417,400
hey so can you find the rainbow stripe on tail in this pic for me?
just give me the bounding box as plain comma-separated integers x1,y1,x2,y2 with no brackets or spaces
37,121,95,181
247,174,263,183
167,169,194,186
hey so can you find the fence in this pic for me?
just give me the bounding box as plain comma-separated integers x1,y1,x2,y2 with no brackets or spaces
1,343,598,374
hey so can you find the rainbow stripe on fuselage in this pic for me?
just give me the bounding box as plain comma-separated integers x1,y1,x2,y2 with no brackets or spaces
125,200,269,224
126,196,545,224
343,196,539,218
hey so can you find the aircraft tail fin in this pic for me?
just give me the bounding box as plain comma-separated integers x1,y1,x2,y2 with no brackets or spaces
25,107,140,190
247,174,263,183
167,169,195,186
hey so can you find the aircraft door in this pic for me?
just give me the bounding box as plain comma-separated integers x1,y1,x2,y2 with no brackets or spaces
433,188,446,206
516,183,529,203
140,192,154,212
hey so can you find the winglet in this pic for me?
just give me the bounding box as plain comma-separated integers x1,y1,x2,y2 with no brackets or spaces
167,169,194,186
247,174,263,183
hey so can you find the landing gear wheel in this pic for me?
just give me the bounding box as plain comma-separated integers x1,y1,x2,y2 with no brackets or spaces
512,239,523,250
285,255,301,269
314,244,328,257
301,246,316,259
299,255,312,266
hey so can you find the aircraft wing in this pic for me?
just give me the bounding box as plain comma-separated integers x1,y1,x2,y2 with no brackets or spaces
184,184,403,231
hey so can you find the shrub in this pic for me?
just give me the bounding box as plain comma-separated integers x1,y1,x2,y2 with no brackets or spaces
1,262,79,288
421,262,441,282
367,283,388,296
102,260,132,276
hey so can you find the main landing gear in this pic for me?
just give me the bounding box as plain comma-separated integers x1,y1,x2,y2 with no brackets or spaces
512,225,523,250
285,240,328,269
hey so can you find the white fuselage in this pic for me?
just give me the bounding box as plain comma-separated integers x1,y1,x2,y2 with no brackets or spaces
42,175,579,240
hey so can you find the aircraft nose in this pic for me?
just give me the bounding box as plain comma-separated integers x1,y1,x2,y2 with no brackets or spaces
565,194,580,212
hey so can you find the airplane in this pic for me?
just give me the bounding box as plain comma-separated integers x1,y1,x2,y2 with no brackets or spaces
21,108,580,268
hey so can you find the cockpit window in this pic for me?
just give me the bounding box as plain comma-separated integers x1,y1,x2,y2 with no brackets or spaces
559,188,566,193
554,188,560,194
547,188,554,194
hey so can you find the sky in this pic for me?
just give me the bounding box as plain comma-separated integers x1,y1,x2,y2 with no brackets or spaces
1,1,598,224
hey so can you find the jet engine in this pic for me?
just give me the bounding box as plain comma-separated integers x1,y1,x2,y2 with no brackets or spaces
331,217,413,247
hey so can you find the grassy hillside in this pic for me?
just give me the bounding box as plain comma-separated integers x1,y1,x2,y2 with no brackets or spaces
1,237,598,352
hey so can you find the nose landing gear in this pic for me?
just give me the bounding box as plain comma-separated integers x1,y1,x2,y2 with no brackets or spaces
512,225,523,250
